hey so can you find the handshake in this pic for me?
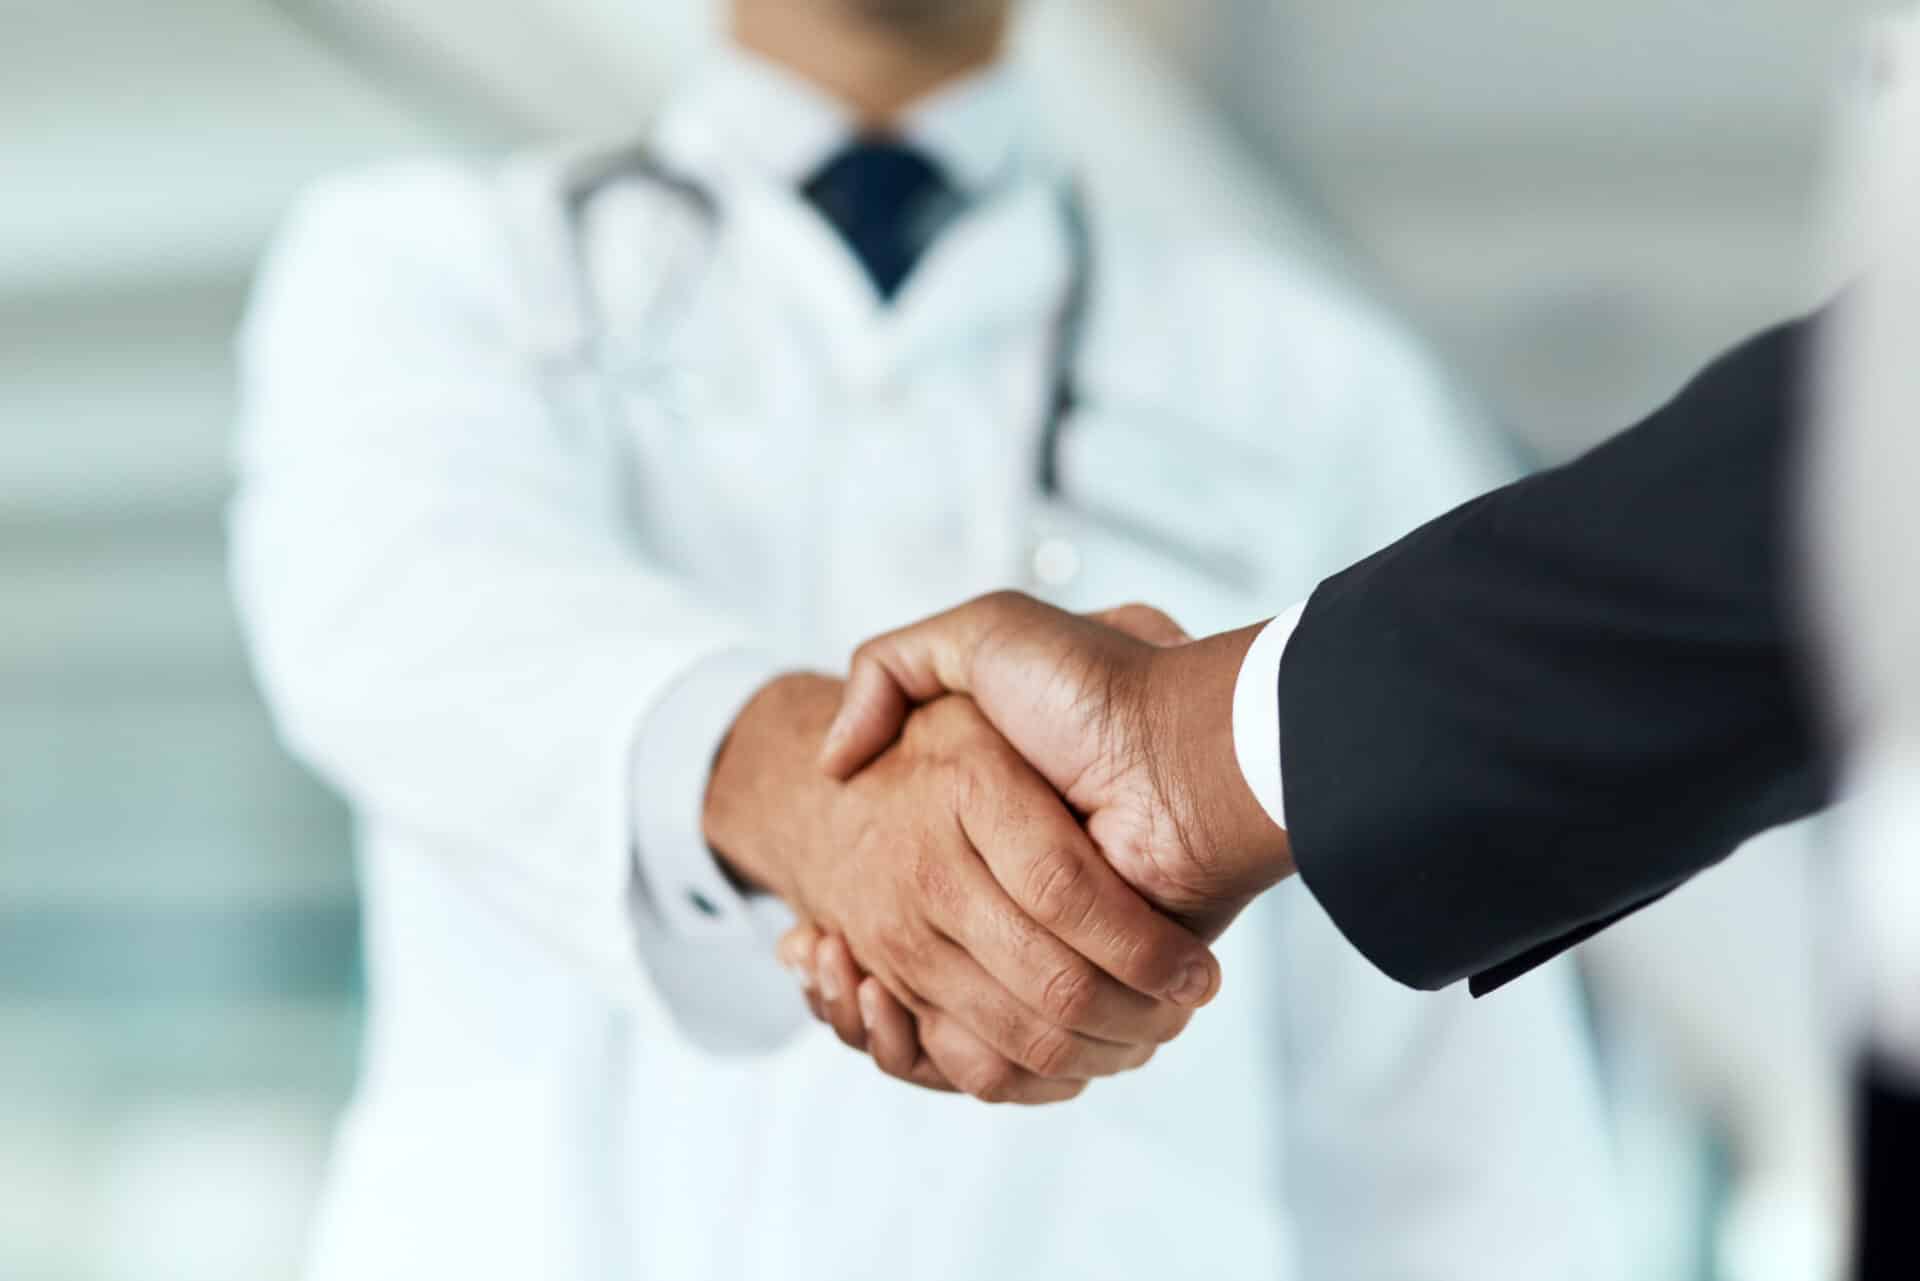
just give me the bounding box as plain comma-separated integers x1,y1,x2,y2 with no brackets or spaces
704,592,1297,1104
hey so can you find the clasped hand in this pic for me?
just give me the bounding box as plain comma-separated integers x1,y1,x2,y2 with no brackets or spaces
704,594,1292,1104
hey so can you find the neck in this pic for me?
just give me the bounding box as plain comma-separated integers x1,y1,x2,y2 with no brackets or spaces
731,1,1009,128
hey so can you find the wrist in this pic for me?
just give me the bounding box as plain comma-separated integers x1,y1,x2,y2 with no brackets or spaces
702,672,844,903
1144,627,1295,905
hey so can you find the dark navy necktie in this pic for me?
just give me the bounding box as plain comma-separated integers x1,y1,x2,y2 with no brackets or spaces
802,139,959,301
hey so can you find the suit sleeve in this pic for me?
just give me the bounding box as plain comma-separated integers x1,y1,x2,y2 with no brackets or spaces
1279,317,1838,993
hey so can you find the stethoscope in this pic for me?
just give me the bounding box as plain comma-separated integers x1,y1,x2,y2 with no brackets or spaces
550,143,1093,504
537,144,1254,594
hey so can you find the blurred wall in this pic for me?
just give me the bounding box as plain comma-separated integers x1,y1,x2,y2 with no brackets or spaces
1139,0,1891,456
2,3,442,1276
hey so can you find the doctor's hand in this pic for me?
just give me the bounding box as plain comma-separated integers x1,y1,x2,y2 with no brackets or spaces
820,594,1295,942
703,674,1218,1104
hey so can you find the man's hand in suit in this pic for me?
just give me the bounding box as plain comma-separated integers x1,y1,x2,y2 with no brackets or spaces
704,670,1217,1103
786,593,1296,1092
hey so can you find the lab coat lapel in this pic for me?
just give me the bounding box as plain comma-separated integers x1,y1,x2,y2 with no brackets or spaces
720,179,889,383
721,173,1071,387
889,181,1070,372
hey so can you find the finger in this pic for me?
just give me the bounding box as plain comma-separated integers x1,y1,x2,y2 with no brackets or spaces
915,1008,1090,1106
1086,603,1191,648
860,978,919,1077
820,650,916,780
908,932,1158,1080
779,924,822,990
957,766,1221,1010
820,592,1049,779
814,934,868,1052
930,815,1195,1045
859,978,957,1093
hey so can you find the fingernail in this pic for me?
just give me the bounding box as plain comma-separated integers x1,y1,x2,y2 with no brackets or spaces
784,962,816,993
818,966,844,1003
856,984,879,1031
1170,961,1214,1007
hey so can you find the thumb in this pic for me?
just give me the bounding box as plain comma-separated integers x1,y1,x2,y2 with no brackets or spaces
819,593,1032,779
818,651,915,780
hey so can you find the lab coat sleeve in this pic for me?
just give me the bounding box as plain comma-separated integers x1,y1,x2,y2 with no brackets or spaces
230,164,804,1054
630,649,790,943
1269,889,1625,1279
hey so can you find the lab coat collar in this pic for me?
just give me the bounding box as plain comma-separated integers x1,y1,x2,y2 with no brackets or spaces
655,45,1031,198
710,171,1071,383
646,44,1070,383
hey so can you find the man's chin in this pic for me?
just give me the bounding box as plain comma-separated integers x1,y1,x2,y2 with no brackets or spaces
841,0,1008,34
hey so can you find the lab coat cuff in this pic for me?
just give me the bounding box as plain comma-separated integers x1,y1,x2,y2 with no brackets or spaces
631,648,787,942
1231,603,1305,835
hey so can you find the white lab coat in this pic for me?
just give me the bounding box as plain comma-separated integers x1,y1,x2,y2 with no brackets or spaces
232,55,1621,1281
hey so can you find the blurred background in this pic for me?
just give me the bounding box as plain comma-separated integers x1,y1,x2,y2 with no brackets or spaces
0,0,1896,1277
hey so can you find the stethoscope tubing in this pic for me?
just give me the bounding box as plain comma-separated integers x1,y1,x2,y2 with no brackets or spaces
557,150,1092,500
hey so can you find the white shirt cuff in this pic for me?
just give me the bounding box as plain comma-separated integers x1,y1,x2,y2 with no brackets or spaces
631,648,787,941
1231,602,1306,834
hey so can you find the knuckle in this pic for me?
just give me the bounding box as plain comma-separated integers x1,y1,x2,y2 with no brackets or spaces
878,925,925,975
964,1058,1020,1104
937,699,995,748
940,753,980,814
1038,961,1099,1029
1135,933,1192,990
1099,920,1178,992
1024,849,1096,934
1022,1026,1081,1080
894,979,933,1016
908,847,956,906
1152,1005,1195,1045
976,589,1025,614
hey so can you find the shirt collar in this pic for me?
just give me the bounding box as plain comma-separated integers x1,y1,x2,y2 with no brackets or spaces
658,44,1028,198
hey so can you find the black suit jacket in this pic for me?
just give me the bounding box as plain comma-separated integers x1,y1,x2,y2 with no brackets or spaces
1279,318,1838,994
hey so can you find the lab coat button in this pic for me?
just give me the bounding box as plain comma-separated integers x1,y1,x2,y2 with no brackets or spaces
688,890,722,918
1031,536,1082,588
